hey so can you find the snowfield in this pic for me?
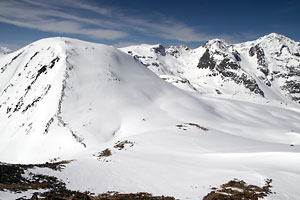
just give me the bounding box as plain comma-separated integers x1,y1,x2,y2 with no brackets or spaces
0,36,300,199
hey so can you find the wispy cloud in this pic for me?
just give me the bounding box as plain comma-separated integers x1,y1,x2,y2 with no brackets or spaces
0,0,213,42
0,0,126,40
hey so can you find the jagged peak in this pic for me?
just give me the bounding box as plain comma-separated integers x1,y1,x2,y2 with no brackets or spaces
202,38,231,52
166,45,190,56
203,38,228,45
150,44,166,56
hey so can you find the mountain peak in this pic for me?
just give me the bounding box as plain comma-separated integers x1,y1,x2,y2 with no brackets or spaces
150,44,166,56
202,38,231,52
262,32,287,39
1,37,190,162
203,38,227,45
255,33,297,45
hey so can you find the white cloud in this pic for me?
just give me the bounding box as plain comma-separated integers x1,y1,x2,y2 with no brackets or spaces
0,0,126,40
0,0,215,42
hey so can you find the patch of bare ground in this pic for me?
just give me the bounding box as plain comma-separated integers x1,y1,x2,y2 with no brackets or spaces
1,162,273,200
0,160,72,193
95,140,135,161
27,191,176,200
176,122,208,131
203,178,273,200
97,148,112,158
114,140,134,150
92,192,175,200
93,148,112,162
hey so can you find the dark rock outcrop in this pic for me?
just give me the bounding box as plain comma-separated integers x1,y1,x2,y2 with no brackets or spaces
151,45,166,56
197,49,216,70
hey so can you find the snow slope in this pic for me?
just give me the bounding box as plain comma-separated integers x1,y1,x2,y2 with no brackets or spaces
0,37,300,199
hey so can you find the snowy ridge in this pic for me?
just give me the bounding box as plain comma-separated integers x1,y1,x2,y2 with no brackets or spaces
0,36,300,199
121,33,300,104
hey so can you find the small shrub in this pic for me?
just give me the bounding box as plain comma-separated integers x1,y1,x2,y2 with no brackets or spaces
114,140,134,150
185,123,208,131
203,178,272,200
176,123,208,131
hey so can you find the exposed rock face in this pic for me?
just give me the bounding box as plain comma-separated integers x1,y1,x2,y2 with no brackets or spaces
197,49,216,70
197,40,264,96
166,45,189,57
150,44,166,56
249,45,268,72
249,33,300,103
248,45,271,86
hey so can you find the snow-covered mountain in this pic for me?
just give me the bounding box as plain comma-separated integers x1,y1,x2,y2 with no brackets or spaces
121,33,300,104
0,36,300,200
0,37,205,162
0,46,11,56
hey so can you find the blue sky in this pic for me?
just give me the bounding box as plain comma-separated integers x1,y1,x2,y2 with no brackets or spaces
0,0,299,50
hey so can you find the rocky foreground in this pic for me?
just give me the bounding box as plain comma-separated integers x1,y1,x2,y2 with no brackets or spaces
0,161,273,200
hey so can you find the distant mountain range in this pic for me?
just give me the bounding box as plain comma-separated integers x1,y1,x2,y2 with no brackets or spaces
121,33,300,104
